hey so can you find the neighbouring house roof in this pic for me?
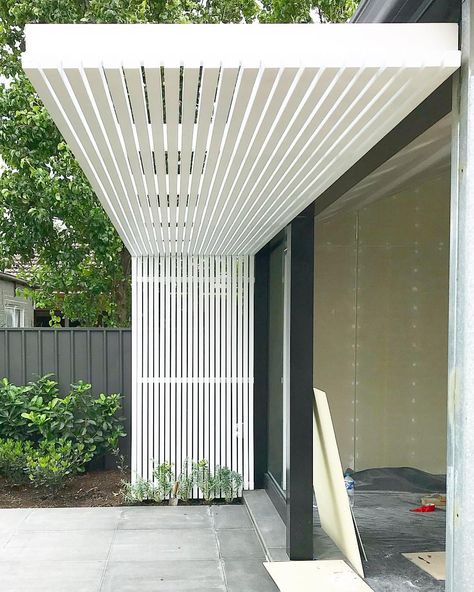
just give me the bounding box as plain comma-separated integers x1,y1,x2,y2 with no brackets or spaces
0,271,29,287
22,24,460,256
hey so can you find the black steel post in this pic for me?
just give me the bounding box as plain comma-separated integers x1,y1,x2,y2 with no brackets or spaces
286,204,314,560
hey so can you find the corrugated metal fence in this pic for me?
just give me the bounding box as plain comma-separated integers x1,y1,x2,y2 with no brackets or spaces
0,328,132,464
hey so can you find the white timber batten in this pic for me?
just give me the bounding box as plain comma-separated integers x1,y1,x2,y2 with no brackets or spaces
132,255,254,490
22,24,460,489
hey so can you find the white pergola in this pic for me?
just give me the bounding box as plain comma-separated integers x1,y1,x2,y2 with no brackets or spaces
22,23,460,487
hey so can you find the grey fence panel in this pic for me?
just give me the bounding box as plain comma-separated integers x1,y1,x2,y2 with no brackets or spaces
8,331,24,384
0,328,132,465
121,330,132,466
0,331,6,379
73,330,89,384
25,330,40,382
41,331,57,378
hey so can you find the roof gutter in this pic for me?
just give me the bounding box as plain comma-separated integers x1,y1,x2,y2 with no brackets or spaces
352,0,460,24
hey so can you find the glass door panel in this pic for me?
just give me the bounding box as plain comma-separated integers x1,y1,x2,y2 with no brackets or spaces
267,240,285,490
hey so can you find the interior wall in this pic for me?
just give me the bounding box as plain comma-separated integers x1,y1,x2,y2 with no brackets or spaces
314,174,450,474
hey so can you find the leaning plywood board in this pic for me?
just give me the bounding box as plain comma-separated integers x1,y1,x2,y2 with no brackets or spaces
264,560,373,592
402,552,445,580
313,388,364,577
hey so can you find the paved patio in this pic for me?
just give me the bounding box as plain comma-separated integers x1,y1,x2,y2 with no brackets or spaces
0,505,278,592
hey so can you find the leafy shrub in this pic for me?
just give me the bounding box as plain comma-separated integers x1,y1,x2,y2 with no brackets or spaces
0,375,125,456
25,439,93,493
0,375,126,493
0,376,61,441
192,460,221,503
177,459,194,502
0,437,93,493
28,375,61,402
119,460,244,505
0,438,32,484
215,466,243,503
120,477,154,504
112,448,128,476
20,380,125,458
151,462,174,502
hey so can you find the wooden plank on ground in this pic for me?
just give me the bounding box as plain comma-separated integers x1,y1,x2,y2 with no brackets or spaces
402,551,445,580
313,388,364,577
264,560,373,591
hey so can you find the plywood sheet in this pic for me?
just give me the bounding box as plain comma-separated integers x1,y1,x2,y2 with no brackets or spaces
264,560,373,591
313,388,364,577
402,552,445,580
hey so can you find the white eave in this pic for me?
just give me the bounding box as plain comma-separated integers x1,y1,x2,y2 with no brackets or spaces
22,24,460,256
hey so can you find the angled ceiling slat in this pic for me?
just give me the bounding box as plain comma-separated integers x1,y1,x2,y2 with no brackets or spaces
301,67,448,204
232,67,397,252
240,66,450,252
63,67,144,255
22,24,460,256
236,69,419,252
182,67,219,254
200,66,271,254
177,68,200,254
163,67,180,254
24,67,137,255
220,67,349,253
104,66,157,254
189,66,240,253
145,66,169,254
125,67,163,253
319,115,452,218
44,67,145,256
198,67,277,254
209,67,314,254
82,66,149,254
196,68,258,252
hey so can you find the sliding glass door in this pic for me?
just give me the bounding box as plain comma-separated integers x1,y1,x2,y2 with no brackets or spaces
267,238,287,491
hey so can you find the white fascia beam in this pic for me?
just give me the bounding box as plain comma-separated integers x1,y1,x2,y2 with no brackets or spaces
24,24,459,68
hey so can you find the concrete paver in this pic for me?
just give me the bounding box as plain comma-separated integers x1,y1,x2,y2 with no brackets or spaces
0,504,277,591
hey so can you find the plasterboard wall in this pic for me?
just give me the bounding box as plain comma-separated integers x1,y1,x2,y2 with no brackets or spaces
314,174,449,473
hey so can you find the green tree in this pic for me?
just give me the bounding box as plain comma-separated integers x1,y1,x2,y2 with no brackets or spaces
0,0,358,327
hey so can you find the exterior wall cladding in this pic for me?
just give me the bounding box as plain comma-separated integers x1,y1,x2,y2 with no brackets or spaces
0,278,34,328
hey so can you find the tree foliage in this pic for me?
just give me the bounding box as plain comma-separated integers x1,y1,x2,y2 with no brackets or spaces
0,0,358,327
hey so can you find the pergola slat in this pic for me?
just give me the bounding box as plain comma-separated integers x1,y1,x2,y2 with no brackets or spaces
23,24,460,256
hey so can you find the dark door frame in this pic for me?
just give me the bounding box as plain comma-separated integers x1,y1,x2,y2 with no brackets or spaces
254,208,315,560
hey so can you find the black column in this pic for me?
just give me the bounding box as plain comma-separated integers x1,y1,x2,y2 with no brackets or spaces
254,249,269,489
286,204,314,560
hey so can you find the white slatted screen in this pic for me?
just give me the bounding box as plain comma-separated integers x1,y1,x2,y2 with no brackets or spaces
132,255,254,489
